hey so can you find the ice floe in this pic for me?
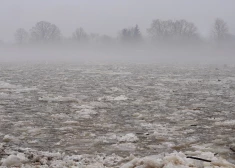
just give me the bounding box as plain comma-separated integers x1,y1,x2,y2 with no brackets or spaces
118,133,139,143
38,95,79,103
1,147,234,168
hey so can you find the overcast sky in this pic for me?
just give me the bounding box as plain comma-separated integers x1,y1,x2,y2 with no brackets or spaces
0,0,234,42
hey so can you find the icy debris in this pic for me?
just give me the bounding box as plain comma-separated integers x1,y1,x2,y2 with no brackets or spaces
132,99,143,105
13,121,33,127
191,144,214,152
82,70,131,75
98,95,128,101
0,81,17,89
215,120,235,126
213,139,228,145
72,104,94,109
50,160,69,168
71,102,109,110
120,156,162,168
95,133,118,144
17,153,28,163
0,146,235,168
63,121,78,125
132,113,144,119
16,87,38,93
106,133,118,140
57,127,74,132
183,129,195,134
51,113,70,120
98,96,114,101
110,87,122,92
0,81,36,93
0,143,4,150
140,123,154,129
90,102,109,108
27,128,42,136
38,96,78,103
113,95,128,101
27,140,39,144
40,151,63,159
120,151,235,168
102,153,123,167
210,148,231,155
3,135,15,142
147,144,166,150
1,155,22,167
208,117,225,121
97,133,138,144
118,133,139,143
67,68,83,71
111,143,136,151
230,143,235,150
161,142,175,148
0,93,15,100
82,132,96,137
75,109,97,119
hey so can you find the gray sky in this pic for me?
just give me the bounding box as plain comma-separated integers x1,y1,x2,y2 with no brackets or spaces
1,0,234,42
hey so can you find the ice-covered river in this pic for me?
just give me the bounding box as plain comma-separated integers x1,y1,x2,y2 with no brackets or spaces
0,63,235,167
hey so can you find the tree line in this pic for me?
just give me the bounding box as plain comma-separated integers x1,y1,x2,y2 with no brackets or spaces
13,18,232,47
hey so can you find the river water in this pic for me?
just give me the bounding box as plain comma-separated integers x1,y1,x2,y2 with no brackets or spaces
0,63,235,166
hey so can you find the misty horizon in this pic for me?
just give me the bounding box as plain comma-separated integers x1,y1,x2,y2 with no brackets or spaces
1,0,235,42
0,1,235,64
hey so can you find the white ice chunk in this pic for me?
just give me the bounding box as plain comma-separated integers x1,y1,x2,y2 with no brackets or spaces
118,133,139,143
113,95,128,101
1,155,21,167
215,120,235,126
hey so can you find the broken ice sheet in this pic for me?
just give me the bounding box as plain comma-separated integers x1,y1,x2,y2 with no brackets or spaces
0,64,235,166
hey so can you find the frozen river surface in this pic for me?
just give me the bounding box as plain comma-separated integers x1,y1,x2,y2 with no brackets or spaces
0,63,235,167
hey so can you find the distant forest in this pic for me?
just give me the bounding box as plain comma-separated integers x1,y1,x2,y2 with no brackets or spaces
1,18,235,48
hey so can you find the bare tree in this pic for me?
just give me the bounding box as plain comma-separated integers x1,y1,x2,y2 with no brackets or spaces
15,28,28,44
72,27,89,42
173,20,198,39
119,28,132,43
119,25,142,43
147,19,171,41
30,21,61,43
212,18,229,43
147,19,198,43
133,25,142,42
